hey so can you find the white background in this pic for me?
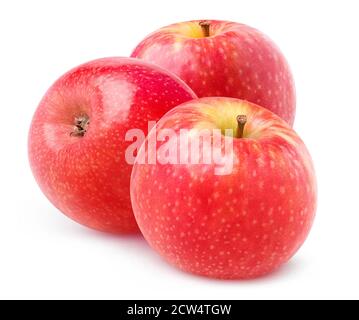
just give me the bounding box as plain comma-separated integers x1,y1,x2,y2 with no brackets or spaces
0,0,358,300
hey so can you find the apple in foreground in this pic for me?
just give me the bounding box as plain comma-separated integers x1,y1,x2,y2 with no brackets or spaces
28,57,196,233
131,97,316,279
132,20,296,125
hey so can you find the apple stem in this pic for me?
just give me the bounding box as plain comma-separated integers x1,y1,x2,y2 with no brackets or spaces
199,21,211,37
236,115,247,138
70,115,90,137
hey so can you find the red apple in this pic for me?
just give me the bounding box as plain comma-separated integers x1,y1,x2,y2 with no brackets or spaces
132,20,296,125
130,97,316,279
28,57,196,233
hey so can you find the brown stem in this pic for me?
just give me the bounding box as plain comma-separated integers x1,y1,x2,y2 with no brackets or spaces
236,115,247,138
199,21,211,37
70,115,90,137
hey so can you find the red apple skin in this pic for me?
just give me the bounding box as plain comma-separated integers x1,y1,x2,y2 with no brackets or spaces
28,57,196,234
132,20,296,125
131,97,316,279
